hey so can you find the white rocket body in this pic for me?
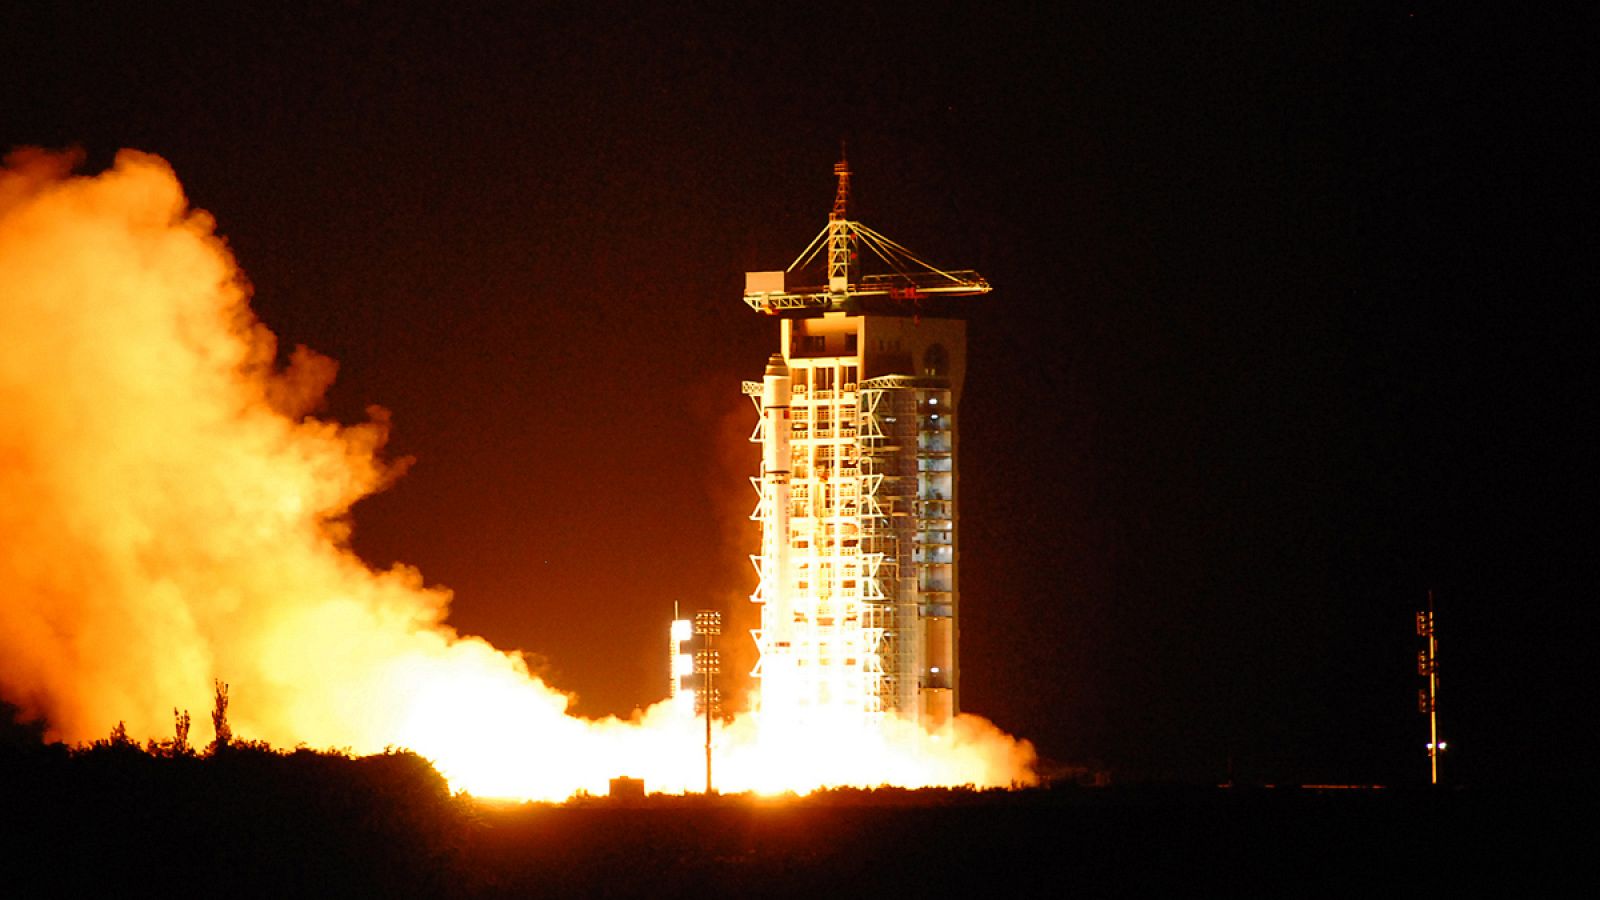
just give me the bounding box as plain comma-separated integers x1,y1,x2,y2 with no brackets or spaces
759,354,792,647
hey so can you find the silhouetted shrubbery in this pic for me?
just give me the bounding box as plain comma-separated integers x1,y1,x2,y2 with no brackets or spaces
1,717,472,898
0,702,1573,897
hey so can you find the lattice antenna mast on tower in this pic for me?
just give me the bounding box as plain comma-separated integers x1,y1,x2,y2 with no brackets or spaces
827,156,853,293
743,156,991,313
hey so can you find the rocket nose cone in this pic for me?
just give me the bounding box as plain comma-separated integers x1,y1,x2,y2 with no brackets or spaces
764,353,789,378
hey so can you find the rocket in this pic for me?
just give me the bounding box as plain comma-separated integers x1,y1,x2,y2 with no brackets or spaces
755,353,794,684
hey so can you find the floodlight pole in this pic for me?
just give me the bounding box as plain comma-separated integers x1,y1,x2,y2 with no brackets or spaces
705,673,713,793
694,610,722,794
1416,591,1440,785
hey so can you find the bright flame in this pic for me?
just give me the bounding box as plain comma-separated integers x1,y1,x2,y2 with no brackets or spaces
0,148,1035,799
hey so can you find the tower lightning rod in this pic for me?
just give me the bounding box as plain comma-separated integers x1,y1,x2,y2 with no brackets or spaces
745,155,990,314
827,153,853,293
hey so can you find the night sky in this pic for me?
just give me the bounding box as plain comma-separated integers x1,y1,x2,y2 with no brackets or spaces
3,3,1584,786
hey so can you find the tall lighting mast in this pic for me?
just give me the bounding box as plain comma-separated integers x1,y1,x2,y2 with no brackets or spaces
1416,591,1444,784
694,610,722,794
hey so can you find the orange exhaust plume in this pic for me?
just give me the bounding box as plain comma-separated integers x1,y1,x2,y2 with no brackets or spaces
0,148,1034,799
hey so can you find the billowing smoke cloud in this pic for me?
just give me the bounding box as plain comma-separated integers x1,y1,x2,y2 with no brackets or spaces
0,149,1034,797
1,147,452,744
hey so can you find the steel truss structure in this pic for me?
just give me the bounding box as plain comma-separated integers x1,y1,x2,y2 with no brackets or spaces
742,159,987,728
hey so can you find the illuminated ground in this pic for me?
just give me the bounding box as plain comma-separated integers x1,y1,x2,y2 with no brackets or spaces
463,787,1573,897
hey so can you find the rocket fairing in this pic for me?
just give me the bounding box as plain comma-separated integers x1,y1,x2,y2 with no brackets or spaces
760,353,792,485
751,354,796,707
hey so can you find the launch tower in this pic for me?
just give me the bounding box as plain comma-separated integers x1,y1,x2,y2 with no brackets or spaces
743,158,990,728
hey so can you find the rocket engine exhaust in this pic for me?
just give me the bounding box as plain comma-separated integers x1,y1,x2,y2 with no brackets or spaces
0,148,1035,798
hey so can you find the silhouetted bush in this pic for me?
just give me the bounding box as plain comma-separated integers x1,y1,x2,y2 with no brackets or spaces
1,715,1571,898
1,724,473,898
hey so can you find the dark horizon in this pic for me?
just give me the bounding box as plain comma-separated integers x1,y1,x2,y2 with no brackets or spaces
2,4,1583,787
